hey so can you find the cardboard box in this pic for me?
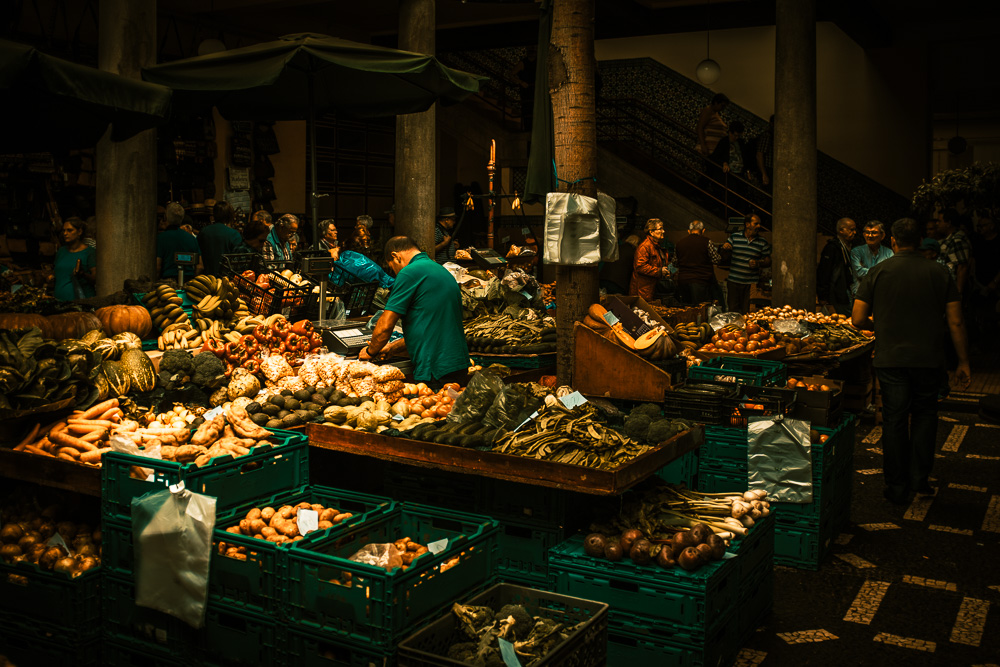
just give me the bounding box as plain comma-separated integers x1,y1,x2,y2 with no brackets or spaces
789,375,843,409
790,403,844,427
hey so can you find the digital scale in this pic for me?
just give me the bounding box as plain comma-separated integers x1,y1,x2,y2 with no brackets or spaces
316,320,405,357
299,253,338,321
173,251,199,287
471,248,508,271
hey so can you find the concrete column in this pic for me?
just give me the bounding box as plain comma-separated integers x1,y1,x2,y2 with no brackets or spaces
95,0,157,295
772,0,817,309
395,0,437,256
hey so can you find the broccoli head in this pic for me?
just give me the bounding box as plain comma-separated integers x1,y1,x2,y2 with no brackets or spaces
192,352,226,389
494,604,534,641
630,403,663,420
159,350,195,389
647,418,683,444
624,413,652,441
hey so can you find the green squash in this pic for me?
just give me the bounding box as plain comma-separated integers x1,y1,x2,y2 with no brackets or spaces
91,338,120,362
102,359,131,396
81,329,105,346
121,348,157,393
113,331,143,354
94,370,110,402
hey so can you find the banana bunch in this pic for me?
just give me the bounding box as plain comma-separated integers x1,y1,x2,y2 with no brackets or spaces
232,315,266,336
672,322,714,349
193,317,228,342
144,284,190,331
185,275,244,323
158,322,204,351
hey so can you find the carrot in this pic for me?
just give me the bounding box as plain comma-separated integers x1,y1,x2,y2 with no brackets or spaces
24,445,54,457
68,424,103,436
16,423,41,449
50,431,99,453
13,444,25,451
99,408,122,422
58,447,81,459
80,398,119,421
57,453,77,462
79,430,107,443
48,420,68,435
68,419,115,427
80,447,110,464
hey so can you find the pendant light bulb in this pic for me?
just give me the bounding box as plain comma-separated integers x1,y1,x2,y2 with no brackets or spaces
696,58,721,85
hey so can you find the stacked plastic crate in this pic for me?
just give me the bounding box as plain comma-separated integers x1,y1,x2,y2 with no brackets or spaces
696,414,856,569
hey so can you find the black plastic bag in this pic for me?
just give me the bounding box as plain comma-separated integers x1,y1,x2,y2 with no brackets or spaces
447,370,504,425
482,385,543,431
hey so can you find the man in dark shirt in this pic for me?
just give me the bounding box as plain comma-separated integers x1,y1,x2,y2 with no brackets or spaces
853,218,970,505
674,220,722,305
816,217,856,314
156,202,202,278
198,201,242,276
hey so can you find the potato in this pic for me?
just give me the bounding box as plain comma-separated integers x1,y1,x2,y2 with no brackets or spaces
226,526,241,534
260,526,277,538
400,552,415,565
246,508,262,521
277,522,299,538
295,502,313,510
278,506,295,520
318,520,334,531
249,519,266,534
310,503,325,513
333,513,352,524
318,508,338,523
260,507,276,521
39,546,64,570
406,542,421,552
239,519,252,535
265,534,286,544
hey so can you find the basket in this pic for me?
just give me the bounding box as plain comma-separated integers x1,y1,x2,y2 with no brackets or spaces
221,252,295,278
328,262,379,316
231,270,318,319
284,503,500,648
662,381,739,425
724,384,796,427
688,356,787,387
397,583,609,667
0,559,101,644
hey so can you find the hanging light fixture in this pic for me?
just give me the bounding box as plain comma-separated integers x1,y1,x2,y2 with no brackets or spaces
696,0,721,85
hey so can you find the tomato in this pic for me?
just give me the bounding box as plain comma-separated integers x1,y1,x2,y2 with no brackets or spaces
436,405,452,418
442,383,461,392
420,409,436,419
734,343,745,352
747,341,759,352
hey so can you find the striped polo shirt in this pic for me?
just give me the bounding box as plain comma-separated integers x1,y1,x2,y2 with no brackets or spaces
726,231,771,284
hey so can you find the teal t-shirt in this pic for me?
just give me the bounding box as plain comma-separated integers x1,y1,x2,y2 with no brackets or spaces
197,223,242,277
384,253,469,382
53,245,96,301
157,228,201,278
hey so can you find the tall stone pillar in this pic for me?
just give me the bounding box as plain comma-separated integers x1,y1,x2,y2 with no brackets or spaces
395,0,437,256
772,0,817,309
96,0,157,295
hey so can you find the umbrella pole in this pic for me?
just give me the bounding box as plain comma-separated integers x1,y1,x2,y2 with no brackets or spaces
309,75,320,246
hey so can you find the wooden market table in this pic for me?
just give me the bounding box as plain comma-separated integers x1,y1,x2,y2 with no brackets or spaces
0,447,101,496
305,422,703,496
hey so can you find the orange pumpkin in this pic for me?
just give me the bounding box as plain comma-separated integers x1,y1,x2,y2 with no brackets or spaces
96,305,152,339
0,313,51,337
44,311,102,340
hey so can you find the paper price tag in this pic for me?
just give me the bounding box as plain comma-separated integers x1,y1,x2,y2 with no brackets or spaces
518,289,532,301
558,391,588,409
602,311,620,326
722,551,737,559
427,538,448,555
46,532,71,554
169,480,186,494
297,508,319,535
204,406,224,420
498,638,522,667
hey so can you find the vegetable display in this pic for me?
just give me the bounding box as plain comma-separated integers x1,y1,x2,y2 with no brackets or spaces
12,398,123,465
0,326,103,416
0,492,102,577
698,322,782,356
464,314,557,355
218,501,356,552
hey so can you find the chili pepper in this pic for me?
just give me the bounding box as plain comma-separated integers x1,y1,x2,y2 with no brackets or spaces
290,319,314,336
239,334,260,357
225,342,249,365
252,324,271,345
309,332,324,350
203,338,227,357
242,358,262,375
283,351,298,365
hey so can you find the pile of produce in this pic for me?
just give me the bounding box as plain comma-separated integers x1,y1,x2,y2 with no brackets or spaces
218,502,357,552
786,377,834,392
324,385,459,434
464,314,556,355
0,286,59,314
156,349,226,391
698,321,782,356
493,401,654,470
0,326,104,415
747,306,851,326
582,303,678,361
12,398,124,465
623,403,695,445
0,491,101,577
319,535,451,587
671,321,713,349
400,419,499,449
585,484,771,572
198,315,324,379
442,600,583,666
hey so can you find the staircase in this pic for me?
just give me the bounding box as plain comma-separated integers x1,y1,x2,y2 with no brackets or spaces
439,49,912,236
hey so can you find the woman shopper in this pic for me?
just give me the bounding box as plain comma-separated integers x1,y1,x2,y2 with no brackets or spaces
51,217,96,301
630,218,669,301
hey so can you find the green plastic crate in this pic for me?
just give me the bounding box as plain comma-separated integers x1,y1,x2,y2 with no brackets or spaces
0,559,101,642
381,463,489,512
201,603,282,667
102,573,200,659
284,628,395,667
210,485,396,615
688,356,788,387
103,638,184,667
771,507,849,570
101,428,308,522
606,611,741,667
733,512,775,585
0,622,101,667
548,534,738,631
656,449,700,487
738,561,774,642
285,503,499,648
397,583,609,667
495,519,565,586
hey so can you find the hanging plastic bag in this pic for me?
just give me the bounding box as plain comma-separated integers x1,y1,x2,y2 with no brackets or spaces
482,385,544,432
709,312,746,331
747,415,813,503
131,482,217,629
543,192,601,265
446,370,504,425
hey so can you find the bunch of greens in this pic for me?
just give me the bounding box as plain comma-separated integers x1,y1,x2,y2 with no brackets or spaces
0,286,59,314
446,601,577,666
0,326,102,416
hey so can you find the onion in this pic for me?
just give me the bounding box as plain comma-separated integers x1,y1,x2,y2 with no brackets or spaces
0,544,22,562
0,523,24,544
53,557,78,576
677,546,704,571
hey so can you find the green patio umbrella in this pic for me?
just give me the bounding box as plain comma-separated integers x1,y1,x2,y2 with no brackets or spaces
0,39,172,151
142,33,485,238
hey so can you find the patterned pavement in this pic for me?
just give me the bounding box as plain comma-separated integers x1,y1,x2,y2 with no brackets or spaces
735,411,1000,666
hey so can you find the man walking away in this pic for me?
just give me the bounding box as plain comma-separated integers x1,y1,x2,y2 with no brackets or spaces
722,214,771,314
852,218,971,505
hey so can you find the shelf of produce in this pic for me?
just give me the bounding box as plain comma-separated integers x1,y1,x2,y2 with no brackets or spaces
0,447,101,496
306,422,703,496
572,323,677,402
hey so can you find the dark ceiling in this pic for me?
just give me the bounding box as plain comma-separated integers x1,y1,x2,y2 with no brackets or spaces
5,0,1000,118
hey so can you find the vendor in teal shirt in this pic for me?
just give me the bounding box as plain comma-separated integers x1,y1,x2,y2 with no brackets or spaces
360,236,469,386
52,218,96,301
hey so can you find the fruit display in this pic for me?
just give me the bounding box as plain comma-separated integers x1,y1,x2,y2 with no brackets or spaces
237,269,313,311
787,377,834,392
185,274,250,321
464,314,557,355
0,326,105,416
95,305,152,339
218,502,357,552
747,306,850,325
142,283,191,332
671,321,714,349
0,495,102,576
12,399,124,466
698,321,782,356
200,315,324,379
